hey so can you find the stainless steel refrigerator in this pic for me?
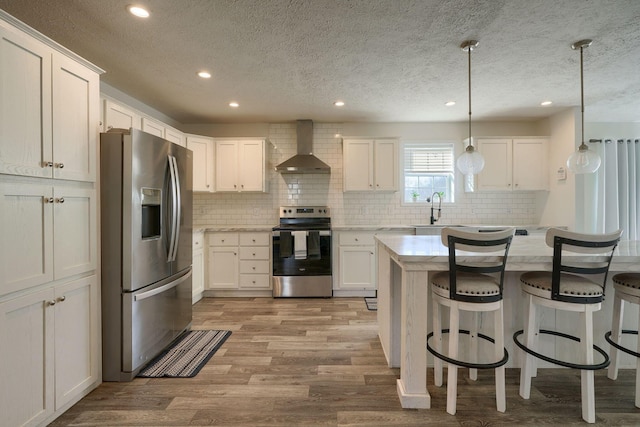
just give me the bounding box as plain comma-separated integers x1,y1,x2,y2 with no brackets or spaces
100,128,193,381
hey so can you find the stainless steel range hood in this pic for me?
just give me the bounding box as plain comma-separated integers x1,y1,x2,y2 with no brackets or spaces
275,120,331,174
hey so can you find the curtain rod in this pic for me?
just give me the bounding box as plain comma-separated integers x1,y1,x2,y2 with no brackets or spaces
589,138,640,144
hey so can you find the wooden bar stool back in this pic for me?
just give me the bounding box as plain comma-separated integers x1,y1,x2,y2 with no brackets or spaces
605,272,640,408
514,228,622,423
427,227,515,415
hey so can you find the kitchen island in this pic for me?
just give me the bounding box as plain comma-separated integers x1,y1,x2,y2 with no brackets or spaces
375,233,640,409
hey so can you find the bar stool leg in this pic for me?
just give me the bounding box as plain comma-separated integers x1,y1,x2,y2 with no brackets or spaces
446,303,460,415
495,303,506,412
433,294,443,387
608,292,624,380
520,294,537,399
469,312,479,381
581,308,596,423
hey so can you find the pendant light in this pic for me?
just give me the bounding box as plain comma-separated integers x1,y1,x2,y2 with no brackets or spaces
456,40,485,175
566,39,601,174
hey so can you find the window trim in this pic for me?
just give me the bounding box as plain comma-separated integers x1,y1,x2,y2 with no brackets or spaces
401,141,456,206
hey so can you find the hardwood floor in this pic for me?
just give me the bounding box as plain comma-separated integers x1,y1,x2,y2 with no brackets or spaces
51,297,640,426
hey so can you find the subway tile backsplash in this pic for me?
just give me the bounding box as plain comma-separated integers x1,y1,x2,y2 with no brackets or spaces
193,123,541,227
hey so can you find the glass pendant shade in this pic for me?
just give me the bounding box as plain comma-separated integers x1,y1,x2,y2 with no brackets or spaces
567,144,601,174
456,145,485,175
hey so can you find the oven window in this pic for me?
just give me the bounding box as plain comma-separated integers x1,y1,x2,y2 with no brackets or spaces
273,232,331,276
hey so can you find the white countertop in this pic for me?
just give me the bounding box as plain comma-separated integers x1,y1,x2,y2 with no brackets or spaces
375,234,640,267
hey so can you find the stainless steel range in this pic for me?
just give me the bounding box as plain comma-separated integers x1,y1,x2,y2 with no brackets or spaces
272,206,332,297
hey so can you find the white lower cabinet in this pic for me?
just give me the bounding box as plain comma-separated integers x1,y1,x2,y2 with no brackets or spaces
192,231,204,303
333,230,413,296
206,231,271,292
0,275,99,427
335,232,376,295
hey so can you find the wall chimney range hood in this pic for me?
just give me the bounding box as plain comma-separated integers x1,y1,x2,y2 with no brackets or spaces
275,120,331,174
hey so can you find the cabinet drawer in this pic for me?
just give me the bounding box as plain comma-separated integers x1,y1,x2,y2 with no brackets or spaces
239,246,270,260
193,232,204,250
239,260,270,274
339,232,375,246
239,274,270,289
239,232,270,246
208,232,239,246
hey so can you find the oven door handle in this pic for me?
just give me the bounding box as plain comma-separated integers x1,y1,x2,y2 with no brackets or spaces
273,230,331,236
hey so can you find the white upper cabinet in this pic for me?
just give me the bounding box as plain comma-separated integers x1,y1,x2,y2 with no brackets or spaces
103,99,140,131
215,139,266,192
0,26,52,179
52,54,99,182
186,134,215,192
0,25,99,182
141,116,165,138
476,138,549,191
164,127,185,147
343,139,398,192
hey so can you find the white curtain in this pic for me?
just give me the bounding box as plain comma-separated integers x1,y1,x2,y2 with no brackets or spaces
581,139,640,240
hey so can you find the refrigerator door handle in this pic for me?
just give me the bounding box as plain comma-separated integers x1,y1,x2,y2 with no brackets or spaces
171,155,181,262
133,269,192,302
167,154,179,262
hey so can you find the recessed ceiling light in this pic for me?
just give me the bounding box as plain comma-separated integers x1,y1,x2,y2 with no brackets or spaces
540,100,553,106
127,5,150,18
229,102,239,108
445,101,456,107
334,101,345,107
197,71,211,79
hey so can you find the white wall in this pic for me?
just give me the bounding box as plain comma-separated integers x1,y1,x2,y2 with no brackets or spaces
193,121,552,228
538,108,579,229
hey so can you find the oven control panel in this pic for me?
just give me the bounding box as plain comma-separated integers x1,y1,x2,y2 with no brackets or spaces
279,206,330,218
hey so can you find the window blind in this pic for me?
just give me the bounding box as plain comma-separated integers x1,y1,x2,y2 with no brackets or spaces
404,144,454,173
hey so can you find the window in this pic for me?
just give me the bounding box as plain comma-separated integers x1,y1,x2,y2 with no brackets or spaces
403,142,455,203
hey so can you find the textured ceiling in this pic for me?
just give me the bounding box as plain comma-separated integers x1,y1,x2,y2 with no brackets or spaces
1,0,639,124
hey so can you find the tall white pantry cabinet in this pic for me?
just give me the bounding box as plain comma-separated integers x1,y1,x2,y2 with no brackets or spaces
0,11,103,427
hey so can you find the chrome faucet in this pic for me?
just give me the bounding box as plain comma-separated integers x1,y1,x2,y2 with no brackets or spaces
428,192,442,225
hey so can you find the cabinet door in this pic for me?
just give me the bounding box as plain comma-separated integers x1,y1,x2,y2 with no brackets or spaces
476,139,512,191
52,54,99,182
513,138,548,190
374,140,398,191
0,182,54,295
207,247,238,289
186,135,214,192
165,127,185,147
0,27,53,178
54,275,98,410
103,99,140,131
238,140,264,191
0,288,55,427
343,139,374,191
215,141,239,191
141,117,165,138
339,246,375,289
53,187,97,280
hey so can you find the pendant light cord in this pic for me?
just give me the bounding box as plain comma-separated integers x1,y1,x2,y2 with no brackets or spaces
580,45,585,147
468,45,472,146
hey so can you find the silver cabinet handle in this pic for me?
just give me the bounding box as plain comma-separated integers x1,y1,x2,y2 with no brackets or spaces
47,300,56,306
57,296,66,302
44,197,54,203
43,161,54,168
57,197,65,203
56,163,64,169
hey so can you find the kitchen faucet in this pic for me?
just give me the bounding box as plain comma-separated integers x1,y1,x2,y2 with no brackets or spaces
428,192,442,225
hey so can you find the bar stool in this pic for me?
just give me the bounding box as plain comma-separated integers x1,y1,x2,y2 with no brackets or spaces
513,228,622,423
427,227,515,415
605,272,640,408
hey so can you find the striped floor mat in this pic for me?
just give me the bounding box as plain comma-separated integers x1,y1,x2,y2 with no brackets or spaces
137,330,231,378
